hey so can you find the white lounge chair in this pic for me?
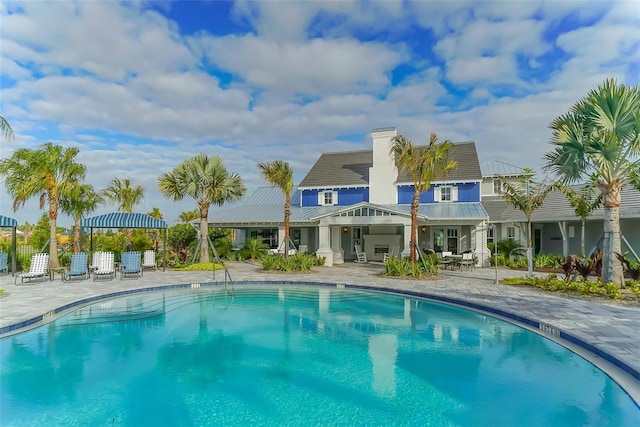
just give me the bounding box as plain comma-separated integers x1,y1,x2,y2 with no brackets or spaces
354,245,367,263
93,252,115,281
15,253,49,284
142,250,157,271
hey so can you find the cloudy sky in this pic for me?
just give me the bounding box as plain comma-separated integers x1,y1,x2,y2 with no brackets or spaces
1,0,639,227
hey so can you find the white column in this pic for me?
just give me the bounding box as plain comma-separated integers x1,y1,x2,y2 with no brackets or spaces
278,225,285,248
316,224,334,266
474,221,490,267
401,224,412,257
330,225,344,264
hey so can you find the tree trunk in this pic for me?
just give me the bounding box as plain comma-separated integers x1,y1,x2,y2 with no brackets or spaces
49,199,60,268
602,206,624,286
526,218,533,278
199,210,209,264
73,221,81,253
410,191,419,262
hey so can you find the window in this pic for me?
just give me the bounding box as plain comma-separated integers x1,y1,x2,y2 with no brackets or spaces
493,179,502,195
434,185,457,202
487,226,494,244
440,186,452,201
507,226,516,239
318,190,338,206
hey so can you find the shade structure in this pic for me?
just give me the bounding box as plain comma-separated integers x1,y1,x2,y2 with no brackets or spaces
80,212,167,271
80,212,167,229
0,214,18,275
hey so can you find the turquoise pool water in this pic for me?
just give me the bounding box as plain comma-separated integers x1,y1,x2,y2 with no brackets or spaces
1,285,638,426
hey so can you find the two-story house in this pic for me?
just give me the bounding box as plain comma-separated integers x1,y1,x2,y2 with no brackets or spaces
208,127,491,266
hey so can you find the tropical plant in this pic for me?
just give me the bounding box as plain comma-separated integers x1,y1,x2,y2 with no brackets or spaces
100,178,145,248
178,209,199,223
243,238,269,260
500,168,558,277
391,132,457,262
559,182,602,257
1,115,14,141
0,142,86,267
59,184,102,253
544,78,640,287
257,160,294,257
615,252,640,280
158,154,246,264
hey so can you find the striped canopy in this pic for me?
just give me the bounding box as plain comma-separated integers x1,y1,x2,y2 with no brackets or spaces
0,215,18,228
80,212,167,229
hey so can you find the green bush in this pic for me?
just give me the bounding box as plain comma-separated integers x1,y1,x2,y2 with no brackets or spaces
382,257,438,277
502,274,621,299
259,253,321,272
174,262,225,271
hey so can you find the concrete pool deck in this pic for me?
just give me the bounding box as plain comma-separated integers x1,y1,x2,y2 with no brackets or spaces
1,261,639,401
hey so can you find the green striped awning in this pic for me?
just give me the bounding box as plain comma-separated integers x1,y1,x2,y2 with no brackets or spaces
0,215,18,227
80,213,167,229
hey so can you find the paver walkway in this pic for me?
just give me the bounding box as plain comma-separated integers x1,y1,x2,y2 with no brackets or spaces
1,261,639,401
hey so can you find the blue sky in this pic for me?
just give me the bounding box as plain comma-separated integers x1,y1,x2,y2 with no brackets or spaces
1,0,639,227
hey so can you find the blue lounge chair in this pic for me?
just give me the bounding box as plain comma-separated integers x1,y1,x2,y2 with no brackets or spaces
0,251,8,274
121,251,142,280
62,252,89,281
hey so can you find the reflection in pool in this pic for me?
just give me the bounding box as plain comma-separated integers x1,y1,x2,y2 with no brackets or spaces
1,286,638,426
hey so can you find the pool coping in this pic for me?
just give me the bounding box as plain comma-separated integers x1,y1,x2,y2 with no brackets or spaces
1,278,639,407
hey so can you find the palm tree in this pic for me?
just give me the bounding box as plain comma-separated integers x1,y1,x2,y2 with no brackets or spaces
59,184,102,253
0,142,86,268
500,169,558,277
100,178,145,248
559,181,602,257
178,210,199,223
1,115,14,141
147,207,163,219
158,154,246,264
544,78,640,286
257,160,294,257
390,132,457,262
146,207,164,251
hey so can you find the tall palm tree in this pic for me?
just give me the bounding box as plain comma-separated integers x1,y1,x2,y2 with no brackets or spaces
500,169,558,277
146,207,164,251
544,78,640,286
158,154,246,264
1,115,14,141
391,132,457,262
257,160,294,257
59,184,102,253
0,142,86,268
559,182,602,257
178,209,199,223
100,178,145,248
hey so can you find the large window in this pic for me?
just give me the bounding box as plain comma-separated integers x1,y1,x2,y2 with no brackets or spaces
440,186,452,202
507,226,516,240
434,185,457,202
487,225,494,244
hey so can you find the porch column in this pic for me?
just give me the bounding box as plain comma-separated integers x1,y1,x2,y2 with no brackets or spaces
330,225,344,264
316,224,334,266
278,225,285,248
401,224,412,258
557,221,568,257
474,221,490,267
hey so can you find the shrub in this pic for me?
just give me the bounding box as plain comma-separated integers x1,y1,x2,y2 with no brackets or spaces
174,262,225,271
502,275,621,299
259,253,319,272
382,257,437,278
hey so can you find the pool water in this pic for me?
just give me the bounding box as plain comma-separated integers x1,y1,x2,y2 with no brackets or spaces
1,286,638,426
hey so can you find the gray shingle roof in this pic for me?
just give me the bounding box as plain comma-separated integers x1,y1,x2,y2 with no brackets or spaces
299,141,482,188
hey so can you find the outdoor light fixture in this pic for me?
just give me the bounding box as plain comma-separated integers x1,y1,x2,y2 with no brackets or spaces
420,226,427,233
342,226,349,233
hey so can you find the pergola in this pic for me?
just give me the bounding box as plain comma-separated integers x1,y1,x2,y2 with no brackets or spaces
80,212,168,271
0,214,18,275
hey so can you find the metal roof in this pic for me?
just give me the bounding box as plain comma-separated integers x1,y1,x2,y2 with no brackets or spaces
243,187,302,207
80,212,167,229
0,215,18,228
417,202,488,221
480,160,528,177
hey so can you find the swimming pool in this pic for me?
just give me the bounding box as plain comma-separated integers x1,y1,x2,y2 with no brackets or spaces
1,285,638,426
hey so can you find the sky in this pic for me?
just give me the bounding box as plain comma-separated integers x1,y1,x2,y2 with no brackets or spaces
1,0,639,228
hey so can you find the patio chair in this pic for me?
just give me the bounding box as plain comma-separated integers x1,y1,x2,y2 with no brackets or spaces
15,253,49,284
459,251,475,271
93,252,115,281
62,252,89,281
0,251,8,274
121,251,142,280
142,250,157,271
354,245,367,263
438,251,454,270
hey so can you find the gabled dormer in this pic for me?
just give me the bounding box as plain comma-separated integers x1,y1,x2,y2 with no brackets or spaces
480,160,531,199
